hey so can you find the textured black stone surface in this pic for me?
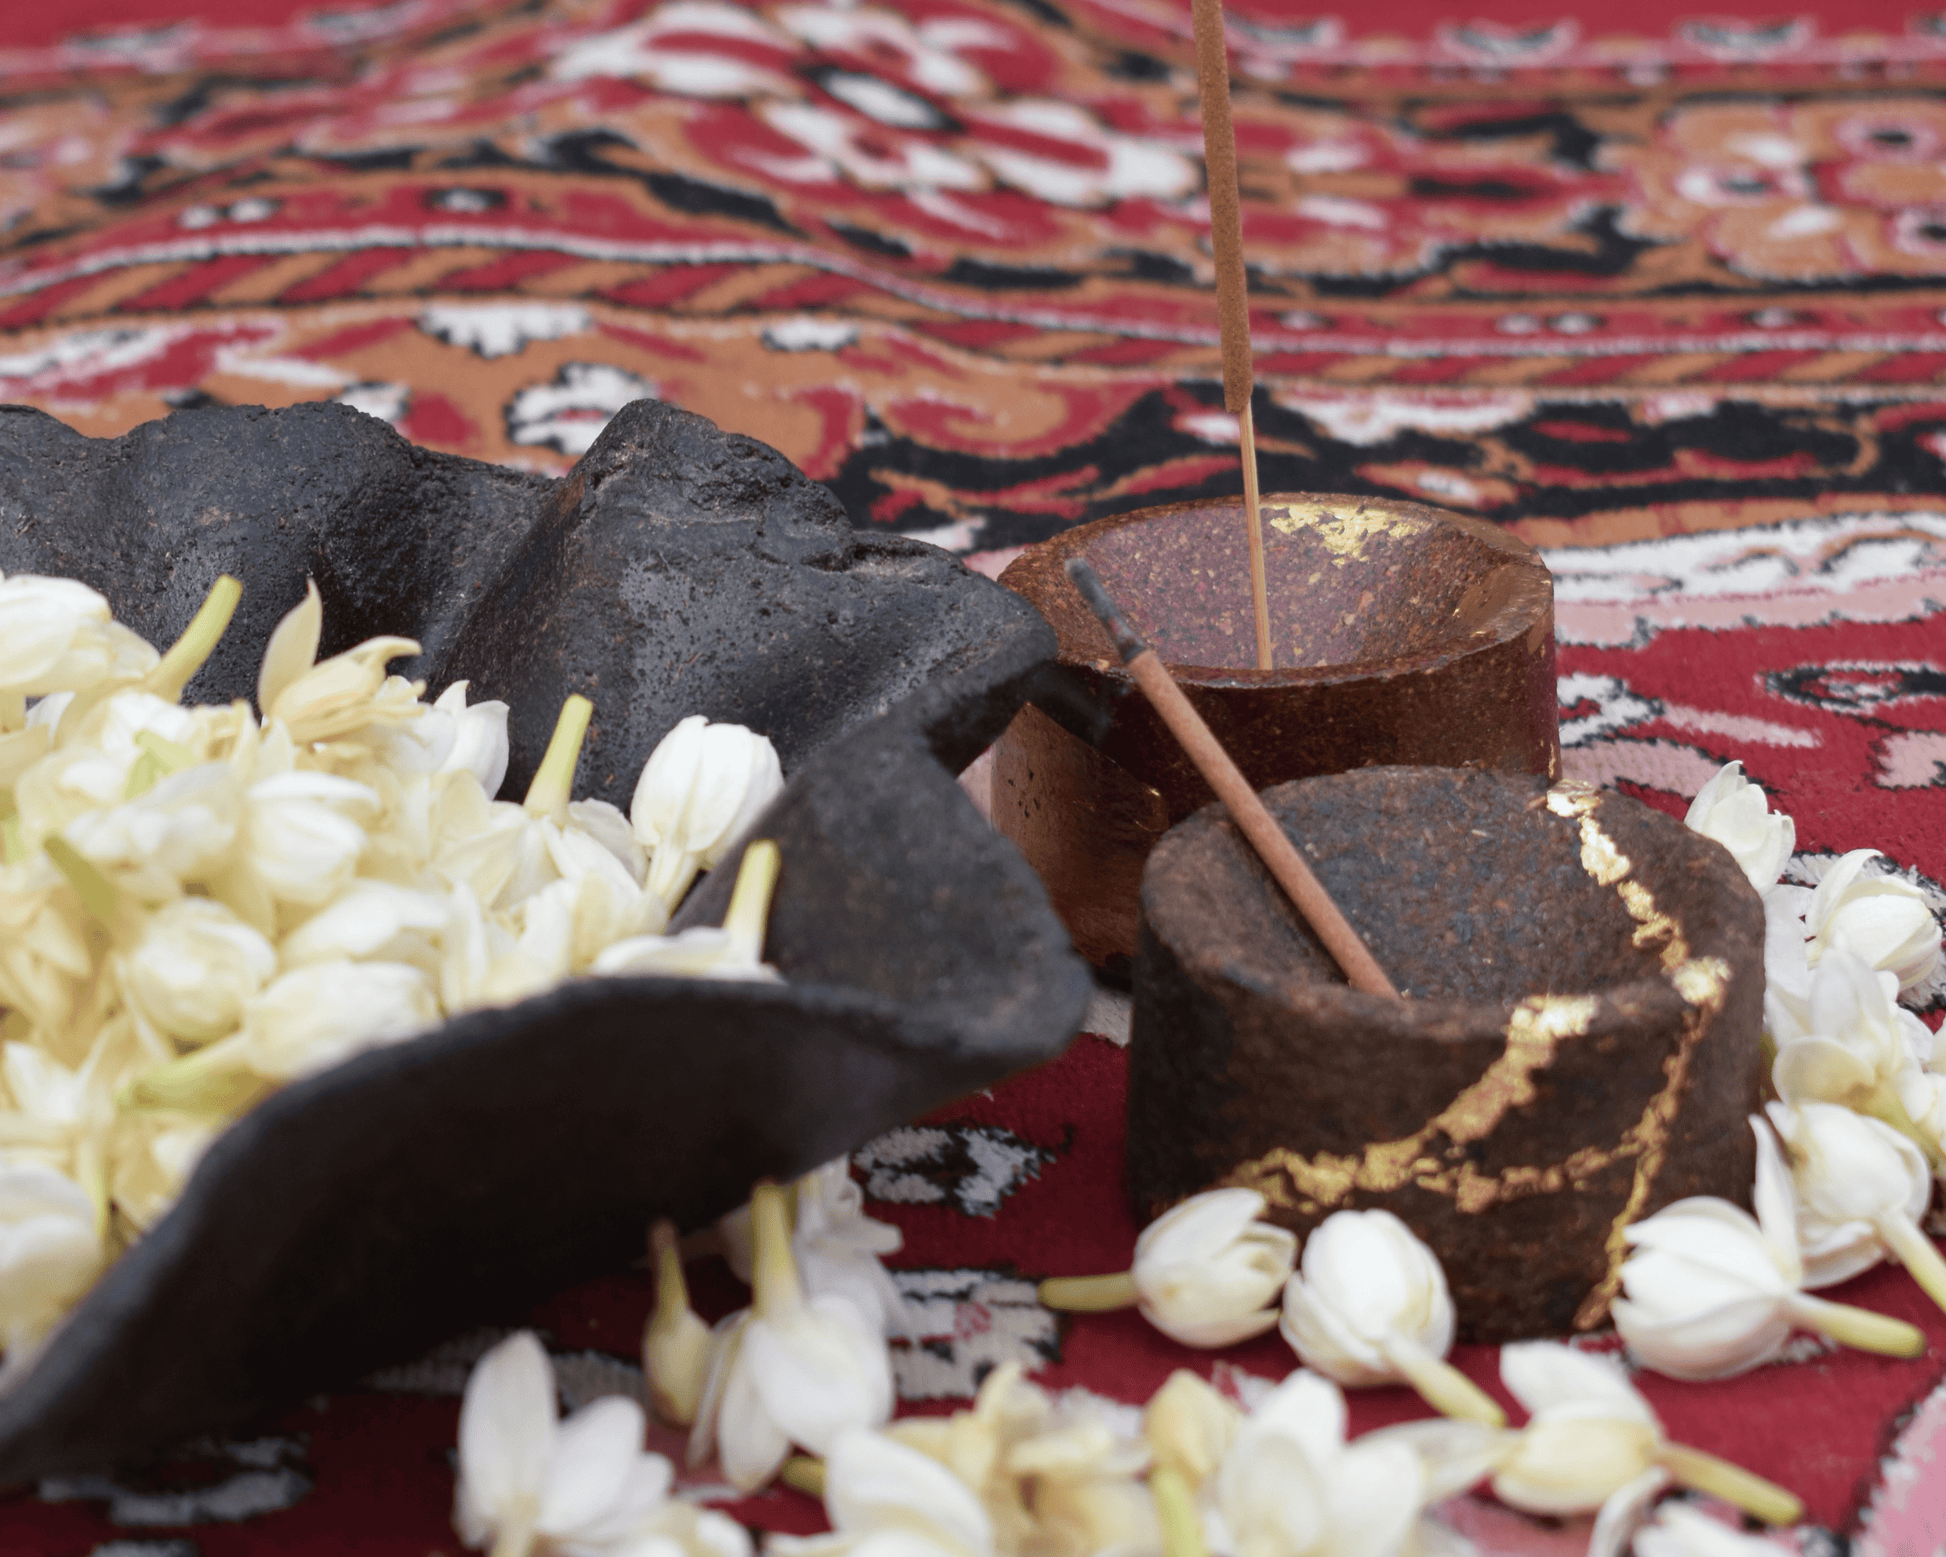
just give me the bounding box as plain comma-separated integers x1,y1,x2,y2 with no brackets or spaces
0,395,1033,804
0,399,1090,1481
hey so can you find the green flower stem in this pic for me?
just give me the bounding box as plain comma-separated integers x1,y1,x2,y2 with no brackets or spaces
645,1217,704,1426
1787,1292,1926,1358
119,1034,269,1118
1150,1464,1207,1557
781,1457,826,1499
123,731,199,800
123,753,164,801
1380,1332,1507,1427
1038,1272,1139,1311
750,1180,801,1324
1656,1441,1803,1526
146,575,242,702
75,1133,109,1238
44,835,120,924
649,1219,693,1339
523,694,593,823
723,840,781,964
489,1519,537,1557
136,730,196,772
1876,1209,1946,1318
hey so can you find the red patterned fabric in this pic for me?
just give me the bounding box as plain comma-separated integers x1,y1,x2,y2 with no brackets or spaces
6,1,1946,1554
5,0,1946,557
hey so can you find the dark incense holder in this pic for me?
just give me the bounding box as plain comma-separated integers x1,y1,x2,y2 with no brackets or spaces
1127,766,1765,1342
992,494,1560,970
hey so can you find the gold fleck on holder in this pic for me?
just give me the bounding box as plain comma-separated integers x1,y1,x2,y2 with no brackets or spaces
1127,766,1766,1342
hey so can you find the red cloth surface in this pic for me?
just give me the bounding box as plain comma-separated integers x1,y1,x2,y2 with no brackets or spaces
6,0,1946,1552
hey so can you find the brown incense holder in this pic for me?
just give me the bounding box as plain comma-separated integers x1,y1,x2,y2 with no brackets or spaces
991,495,1559,971
1127,767,1765,1343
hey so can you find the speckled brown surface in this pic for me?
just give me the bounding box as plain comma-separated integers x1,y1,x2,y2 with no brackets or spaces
1126,766,1765,1342
991,495,1560,970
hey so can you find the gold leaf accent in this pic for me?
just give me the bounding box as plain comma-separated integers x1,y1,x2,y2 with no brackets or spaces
1433,995,1598,1145
1266,502,1428,559
1544,781,1601,819
1670,957,1730,1009
1222,993,1596,1213
1576,819,1633,887
1222,783,1732,1333
1574,955,1729,1329
1547,781,1719,1328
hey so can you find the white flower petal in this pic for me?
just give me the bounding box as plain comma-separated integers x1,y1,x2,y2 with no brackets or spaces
1499,1341,1656,1425
717,1342,794,1491
1492,1415,1659,1515
1136,1189,1268,1265
1633,1498,1782,1557
1359,1418,1514,1503
243,960,439,1079
744,1294,894,1456
541,1400,674,1545
1217,1420,1328,1557
280,880,449,966
1323,1438,1425,1557
825,1428,994,1552
1133,1189,1295,1348
1807,852,1942,990
1244,1368,1349,1470
1749,1118,1802,1281
1772,1035,1876,1105
0,1162,105,1350
436,681,512,798
120,897,276,1043
1684,761,1792,893
1279,1209,1454,1385
1613,1293,1793,1380
537,1395,651,1534
1280,1273,1390,1383
1768,1100,1929,1230
457,1331,555,1537
1586,1465,1672,1557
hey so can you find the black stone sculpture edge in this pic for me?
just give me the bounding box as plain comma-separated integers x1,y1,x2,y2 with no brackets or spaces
0,399,1094,1482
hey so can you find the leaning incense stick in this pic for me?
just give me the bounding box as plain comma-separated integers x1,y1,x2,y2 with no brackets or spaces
1190,0,1272,672
1066,558,1400,999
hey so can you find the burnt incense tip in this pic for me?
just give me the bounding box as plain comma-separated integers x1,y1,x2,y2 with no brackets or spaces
1065,557,1148,665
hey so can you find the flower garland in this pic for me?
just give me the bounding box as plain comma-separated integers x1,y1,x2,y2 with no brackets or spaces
0,569,786,1361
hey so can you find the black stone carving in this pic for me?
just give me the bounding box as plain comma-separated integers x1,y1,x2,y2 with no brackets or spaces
0,398,1090,1480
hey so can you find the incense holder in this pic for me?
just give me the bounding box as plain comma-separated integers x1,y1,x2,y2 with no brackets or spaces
1126,766,1765,1343
990,495,1559,970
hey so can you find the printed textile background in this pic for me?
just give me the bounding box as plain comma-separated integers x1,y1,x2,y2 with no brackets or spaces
5,0,1946,1553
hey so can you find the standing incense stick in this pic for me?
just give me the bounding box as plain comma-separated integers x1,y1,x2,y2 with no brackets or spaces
1190,0,1272,673
1066,558,1400,999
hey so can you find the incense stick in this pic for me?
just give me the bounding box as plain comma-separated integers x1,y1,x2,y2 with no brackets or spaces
1066,558,1400,999
1190,0,1272,672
